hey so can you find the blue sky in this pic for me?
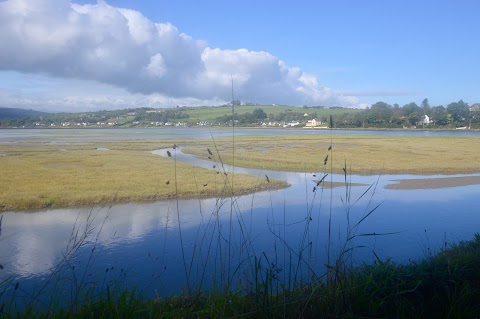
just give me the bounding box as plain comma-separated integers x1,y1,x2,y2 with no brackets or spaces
0,0,479,112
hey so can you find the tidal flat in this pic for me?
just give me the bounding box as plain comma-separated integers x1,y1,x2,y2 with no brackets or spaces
2,131,480,211
182,134,480,175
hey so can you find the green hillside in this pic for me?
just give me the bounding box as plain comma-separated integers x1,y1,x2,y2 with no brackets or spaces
0,107,49,119
182,105,292,122
182,105,358,122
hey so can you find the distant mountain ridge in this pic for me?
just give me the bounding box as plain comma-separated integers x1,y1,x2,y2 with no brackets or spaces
0,107,49,120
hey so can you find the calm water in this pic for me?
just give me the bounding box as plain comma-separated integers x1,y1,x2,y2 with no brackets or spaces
2,127,480,142
1,128,479,308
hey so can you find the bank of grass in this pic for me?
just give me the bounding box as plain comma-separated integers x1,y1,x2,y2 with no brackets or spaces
183,134,480,175
10,233,480,318
0,140,286,211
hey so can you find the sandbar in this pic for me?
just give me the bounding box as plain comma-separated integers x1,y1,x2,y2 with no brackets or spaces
385,176,480,190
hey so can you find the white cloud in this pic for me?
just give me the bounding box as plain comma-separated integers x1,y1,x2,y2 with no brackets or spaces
0,0,360,110
144,53,167,79
337,90,419,97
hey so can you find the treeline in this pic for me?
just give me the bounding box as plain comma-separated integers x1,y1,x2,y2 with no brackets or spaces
334,99,479,128
215,108,267,125
214,99,480,129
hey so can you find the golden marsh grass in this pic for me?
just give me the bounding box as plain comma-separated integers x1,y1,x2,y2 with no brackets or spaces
182,134,480,175
0,140,286,211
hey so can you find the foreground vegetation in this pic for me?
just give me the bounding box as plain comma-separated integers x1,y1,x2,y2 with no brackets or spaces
6,233,480,318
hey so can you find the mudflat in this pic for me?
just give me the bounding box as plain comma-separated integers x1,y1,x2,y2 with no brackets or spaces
385,175,480,190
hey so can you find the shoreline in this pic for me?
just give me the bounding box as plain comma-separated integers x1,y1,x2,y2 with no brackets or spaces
0,182,289,213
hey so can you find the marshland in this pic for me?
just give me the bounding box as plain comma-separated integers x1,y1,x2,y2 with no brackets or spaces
1,127,480,317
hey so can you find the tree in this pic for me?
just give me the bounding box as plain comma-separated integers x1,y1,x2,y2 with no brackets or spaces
421,98,430,109
431,106,448,125
252,108,267,120
368,101,392,124
447,100,469,123
402,102,420,117
402,102,421,126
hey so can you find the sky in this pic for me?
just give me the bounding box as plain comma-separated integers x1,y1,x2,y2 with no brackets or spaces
0,0,479,113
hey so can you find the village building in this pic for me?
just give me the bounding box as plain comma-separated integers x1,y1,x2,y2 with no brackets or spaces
419,115,433,125
305,118,323,127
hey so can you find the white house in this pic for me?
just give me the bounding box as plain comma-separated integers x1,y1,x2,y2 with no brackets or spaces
305,118,323,127
419,115,433,125
284,121,300,127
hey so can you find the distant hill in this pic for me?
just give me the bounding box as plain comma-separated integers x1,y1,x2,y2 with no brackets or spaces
0,107,49,120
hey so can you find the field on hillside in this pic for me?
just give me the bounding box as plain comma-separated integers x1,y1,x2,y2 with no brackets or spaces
182,105,359,122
